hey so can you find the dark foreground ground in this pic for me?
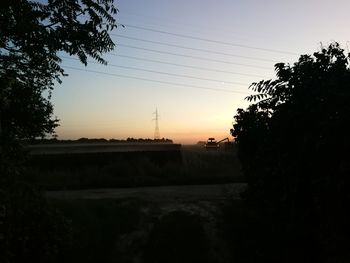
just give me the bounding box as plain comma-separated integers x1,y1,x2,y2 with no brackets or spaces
25,144,337,262
48,183,250,263
26,143,266,263
46,183,246,201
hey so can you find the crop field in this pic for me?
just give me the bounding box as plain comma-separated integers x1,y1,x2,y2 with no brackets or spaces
28,142,181,155
25,142,243,190
22,142,248,263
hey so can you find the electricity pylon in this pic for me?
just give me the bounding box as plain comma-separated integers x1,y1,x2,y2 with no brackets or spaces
153,108,160,140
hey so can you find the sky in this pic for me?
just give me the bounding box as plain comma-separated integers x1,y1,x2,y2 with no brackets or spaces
53,0,350,144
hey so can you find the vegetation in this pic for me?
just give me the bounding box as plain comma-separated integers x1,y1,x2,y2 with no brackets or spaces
0,1,119,261
143,211,210,263
52,198,144,263
0,0,118,147
26,146,242,190
29,137,174,144
1,183,72,263
48,196,240,263
2,2,348,262
126,137,173,143
231,43,350,262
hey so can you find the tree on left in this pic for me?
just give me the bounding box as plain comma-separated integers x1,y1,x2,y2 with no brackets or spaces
0,1,119,262
0,0,118,162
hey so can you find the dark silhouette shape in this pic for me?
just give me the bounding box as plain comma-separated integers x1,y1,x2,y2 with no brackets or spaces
143,211,210,263
0,1,120,262
0,0,118,163
231,43,350,262
204,137,230,150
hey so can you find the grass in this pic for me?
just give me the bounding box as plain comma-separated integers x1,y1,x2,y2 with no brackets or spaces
26,145,243,190
50,196,284,263
20,143,349,263
24,144,257,262
51,198,216,263
143,211,210,263
50,197,242,263
48,183,324,263
51,198,146,263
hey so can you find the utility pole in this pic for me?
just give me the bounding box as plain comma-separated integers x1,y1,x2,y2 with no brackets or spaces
153,108,160,140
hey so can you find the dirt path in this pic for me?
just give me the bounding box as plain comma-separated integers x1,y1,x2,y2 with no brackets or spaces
46,183,247,202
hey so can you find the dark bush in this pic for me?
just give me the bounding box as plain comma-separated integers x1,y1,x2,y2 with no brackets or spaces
232,43,350,262
0,183,72,263
143,211,210,263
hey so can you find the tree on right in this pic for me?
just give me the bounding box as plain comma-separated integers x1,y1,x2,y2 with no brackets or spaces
231,43,350,262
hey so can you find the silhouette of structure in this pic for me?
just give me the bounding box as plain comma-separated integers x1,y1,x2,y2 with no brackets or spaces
153,108,160,140
204,137,230,150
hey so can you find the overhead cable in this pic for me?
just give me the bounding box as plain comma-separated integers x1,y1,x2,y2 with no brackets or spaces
63,56,249,86
63,66,251,94
121,23,298,55
116,44,271,69
113,54,267,78
112,34,278,63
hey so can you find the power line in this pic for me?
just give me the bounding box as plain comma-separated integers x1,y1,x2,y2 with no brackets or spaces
121,23,298,55
116,44,271,69
117,12,267,41
62,56,249,86
112,34,278,63
63,66,251,94
113,54,267,78
102,65,248,85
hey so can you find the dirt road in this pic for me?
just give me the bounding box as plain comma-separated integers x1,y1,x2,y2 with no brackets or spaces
46,183,247,202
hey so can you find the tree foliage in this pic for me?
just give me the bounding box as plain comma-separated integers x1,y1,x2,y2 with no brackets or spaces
0,183,72,263
231,43,350,262
0,1,119,261
0,0,118,143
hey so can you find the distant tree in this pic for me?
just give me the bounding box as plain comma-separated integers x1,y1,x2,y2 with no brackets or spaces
0,0,119,163
231,43,350,262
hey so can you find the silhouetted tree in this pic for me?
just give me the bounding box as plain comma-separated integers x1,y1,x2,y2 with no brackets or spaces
231,43,350,262
0,1,119,261
0,0,118,165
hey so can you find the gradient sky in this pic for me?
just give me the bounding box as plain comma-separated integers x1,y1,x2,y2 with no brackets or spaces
53,0,350,144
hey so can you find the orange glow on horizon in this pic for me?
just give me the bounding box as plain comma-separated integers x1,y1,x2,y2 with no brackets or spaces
56,127,232,145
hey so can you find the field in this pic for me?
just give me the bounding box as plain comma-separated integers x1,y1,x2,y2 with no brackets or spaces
49,197,251,263
23,142,252,263
25,142,243,190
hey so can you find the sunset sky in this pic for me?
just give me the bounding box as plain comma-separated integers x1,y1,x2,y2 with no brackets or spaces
53,0,350,144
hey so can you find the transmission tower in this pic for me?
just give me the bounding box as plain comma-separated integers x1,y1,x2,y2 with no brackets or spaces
153,108,160,140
